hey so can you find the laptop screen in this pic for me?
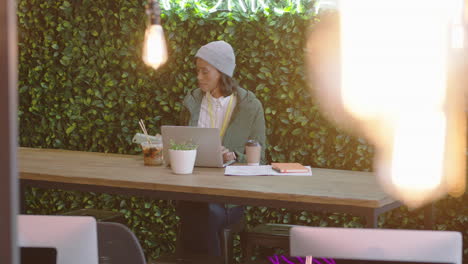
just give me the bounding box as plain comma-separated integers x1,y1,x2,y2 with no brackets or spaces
161,126,226,167
18,215,99,264
289,227,461,264
267,256,452,264
21,247,57,264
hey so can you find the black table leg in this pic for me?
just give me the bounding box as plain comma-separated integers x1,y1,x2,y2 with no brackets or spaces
19,181,26,214
424,203,435,230
365,209,378,228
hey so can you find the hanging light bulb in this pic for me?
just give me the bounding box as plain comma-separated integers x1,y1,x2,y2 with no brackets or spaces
142,0,168,70
307,0,466,209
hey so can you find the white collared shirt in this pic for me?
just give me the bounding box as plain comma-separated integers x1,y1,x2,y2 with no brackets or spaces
198,93,236,131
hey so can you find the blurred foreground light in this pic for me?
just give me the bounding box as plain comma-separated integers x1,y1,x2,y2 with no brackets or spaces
308,0,466,208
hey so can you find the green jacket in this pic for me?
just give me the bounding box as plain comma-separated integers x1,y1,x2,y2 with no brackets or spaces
181,87,266,164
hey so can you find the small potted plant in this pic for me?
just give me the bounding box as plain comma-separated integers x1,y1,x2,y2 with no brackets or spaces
168,140,198,174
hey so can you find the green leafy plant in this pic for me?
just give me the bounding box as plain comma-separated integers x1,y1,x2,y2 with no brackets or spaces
169,139,198,150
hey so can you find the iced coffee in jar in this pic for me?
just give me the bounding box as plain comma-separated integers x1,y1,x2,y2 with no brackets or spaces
141,141,164,166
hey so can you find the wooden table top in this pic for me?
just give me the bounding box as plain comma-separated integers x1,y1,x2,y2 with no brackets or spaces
18,147,395,208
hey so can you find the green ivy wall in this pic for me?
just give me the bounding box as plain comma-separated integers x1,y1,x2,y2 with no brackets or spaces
17,0,467,262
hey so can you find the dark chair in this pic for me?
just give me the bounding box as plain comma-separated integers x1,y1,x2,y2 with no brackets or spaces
61,208,126,225
97,222,146,264
150,254,223,264
222,218,245,264
240,223,295,262
151,219,245,264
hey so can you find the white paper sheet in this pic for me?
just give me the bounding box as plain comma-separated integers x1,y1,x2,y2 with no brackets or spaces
224,165,312,176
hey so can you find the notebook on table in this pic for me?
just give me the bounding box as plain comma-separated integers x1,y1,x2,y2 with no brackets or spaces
271,163,309,173
225,165,312,176
161,126,235,168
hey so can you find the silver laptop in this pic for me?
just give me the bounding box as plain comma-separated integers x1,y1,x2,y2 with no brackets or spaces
161,126,235,168
290,226,462,264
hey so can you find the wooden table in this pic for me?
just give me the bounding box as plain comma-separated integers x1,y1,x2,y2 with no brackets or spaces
18,147,422,228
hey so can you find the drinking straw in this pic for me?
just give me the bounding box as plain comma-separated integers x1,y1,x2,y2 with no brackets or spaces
138,119,152,145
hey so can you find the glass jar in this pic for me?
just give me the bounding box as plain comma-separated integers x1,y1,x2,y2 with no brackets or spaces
141,141,164,166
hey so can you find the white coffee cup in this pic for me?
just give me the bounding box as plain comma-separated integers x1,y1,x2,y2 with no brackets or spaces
245,140,261,165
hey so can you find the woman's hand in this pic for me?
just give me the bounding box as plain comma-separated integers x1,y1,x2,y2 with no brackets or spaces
221,146,236,163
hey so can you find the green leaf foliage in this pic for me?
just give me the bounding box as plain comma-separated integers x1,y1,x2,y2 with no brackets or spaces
17,0,468,262
169,139,198,150
23,187,178,259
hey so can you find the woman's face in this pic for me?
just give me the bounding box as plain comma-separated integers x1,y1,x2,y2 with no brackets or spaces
196,58,221,94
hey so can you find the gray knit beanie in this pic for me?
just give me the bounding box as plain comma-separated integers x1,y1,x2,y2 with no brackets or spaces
195,41,236,77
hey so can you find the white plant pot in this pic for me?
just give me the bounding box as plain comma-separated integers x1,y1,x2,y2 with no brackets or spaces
169,149,197,174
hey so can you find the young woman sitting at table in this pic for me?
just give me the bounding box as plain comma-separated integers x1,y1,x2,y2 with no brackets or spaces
178,40,267,257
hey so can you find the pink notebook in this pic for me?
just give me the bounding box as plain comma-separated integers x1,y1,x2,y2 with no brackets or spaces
271,163,309,173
